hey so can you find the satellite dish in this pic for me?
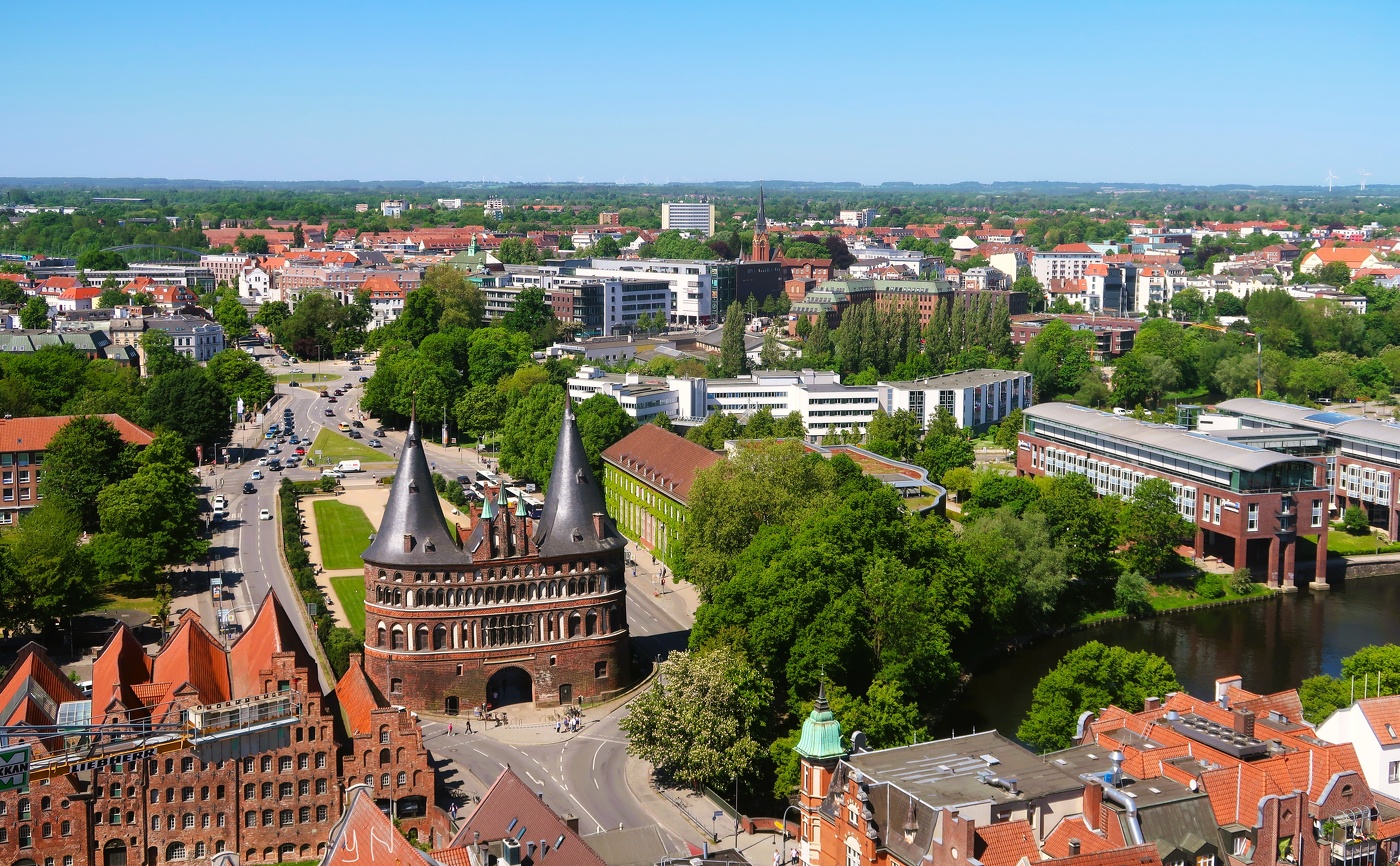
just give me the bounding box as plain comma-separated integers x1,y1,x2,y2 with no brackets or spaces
852,730,869,753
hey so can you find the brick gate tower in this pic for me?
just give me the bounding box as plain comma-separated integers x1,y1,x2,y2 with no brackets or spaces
360,401,631,714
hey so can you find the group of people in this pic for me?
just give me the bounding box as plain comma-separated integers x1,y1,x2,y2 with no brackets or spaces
773,848,798,865
555,715,582,733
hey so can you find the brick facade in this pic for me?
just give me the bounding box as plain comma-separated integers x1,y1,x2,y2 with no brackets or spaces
360,409,633,715
0,595,446,866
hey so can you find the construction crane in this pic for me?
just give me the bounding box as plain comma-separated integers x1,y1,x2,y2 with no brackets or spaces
1189,322,1263,398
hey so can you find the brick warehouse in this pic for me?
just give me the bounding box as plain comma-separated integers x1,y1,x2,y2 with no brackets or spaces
361,402,631,715
0,591,446,866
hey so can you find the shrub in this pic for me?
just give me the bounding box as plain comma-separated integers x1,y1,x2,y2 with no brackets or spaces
1228,567,1254,596
318,476,337,493
1344,505,1370,535
1114,571,1154,617
1195,573,1226,600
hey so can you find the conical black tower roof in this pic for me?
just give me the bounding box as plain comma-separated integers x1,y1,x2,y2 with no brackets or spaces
362,413,459,566
755,183,767,234
532,398,623,558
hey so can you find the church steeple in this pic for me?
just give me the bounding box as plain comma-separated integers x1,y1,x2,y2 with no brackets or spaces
752,183,771,263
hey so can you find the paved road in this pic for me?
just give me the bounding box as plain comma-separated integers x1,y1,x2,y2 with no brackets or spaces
223,348,695,841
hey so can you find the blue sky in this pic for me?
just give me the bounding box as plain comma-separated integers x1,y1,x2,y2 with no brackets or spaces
7,1,1397,186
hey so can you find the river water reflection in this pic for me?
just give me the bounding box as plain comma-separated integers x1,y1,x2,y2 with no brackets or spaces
944,575,1400,741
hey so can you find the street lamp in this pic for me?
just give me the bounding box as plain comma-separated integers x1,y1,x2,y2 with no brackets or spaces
779,804,801,864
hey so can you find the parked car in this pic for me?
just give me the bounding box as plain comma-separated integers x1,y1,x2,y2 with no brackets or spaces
242,482,256,494
259,509,272,521
212,494,227,510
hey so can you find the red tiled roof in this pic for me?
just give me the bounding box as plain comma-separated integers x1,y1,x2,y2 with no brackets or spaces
448,768,608,865
1053,843,1163,866
334,654,389,737
229,591,320,698
0,642,85,727
1305,247,1378,265
91,624,152,719
323,786,433,866
1052,243,1097,253
1041,816,1118,858
0,414,153,452
150,611,230,718
975,819,1040,866
59,288,102,300
602,424,724,504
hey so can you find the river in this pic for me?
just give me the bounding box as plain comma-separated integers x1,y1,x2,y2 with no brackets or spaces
943,575,1400,740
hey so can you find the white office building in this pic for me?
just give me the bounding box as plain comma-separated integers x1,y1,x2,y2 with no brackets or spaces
878,369,1033,432
660,202,715,236
567,367,680,423
575,258,715,327
1031,244,1104,285
839,208,879,228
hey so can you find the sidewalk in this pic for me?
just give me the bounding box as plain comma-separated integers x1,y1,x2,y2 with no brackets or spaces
621,757,787,865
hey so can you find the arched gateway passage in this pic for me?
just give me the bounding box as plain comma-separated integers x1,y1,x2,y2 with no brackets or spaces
485,666,533,708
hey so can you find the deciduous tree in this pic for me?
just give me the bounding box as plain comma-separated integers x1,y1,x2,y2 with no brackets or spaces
39,415,137,532
1018,642,1180,751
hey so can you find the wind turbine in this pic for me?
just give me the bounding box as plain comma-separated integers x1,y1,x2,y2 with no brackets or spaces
1325,169,1339,192
1360,169,1373,192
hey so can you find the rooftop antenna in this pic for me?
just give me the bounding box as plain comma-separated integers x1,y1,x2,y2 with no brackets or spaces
1360,170,1373,192
1325,169,1339,192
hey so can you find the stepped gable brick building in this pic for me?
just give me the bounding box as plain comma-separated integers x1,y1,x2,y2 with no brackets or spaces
361,402,631,714
0,591,444,866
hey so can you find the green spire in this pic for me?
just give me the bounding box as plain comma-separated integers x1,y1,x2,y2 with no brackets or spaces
481,494,496,520
794,682,845,760
515,494,528,518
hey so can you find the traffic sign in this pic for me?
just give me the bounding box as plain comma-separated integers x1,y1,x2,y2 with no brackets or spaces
0,744,31,792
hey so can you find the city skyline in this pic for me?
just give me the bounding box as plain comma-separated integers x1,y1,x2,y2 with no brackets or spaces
9,0,1397,186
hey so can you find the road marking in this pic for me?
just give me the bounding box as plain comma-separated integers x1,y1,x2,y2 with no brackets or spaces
526,771,541,786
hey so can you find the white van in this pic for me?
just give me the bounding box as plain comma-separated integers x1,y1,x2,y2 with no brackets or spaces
335,460,362,473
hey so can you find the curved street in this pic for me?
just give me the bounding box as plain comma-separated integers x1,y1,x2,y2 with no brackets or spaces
217,350,698,846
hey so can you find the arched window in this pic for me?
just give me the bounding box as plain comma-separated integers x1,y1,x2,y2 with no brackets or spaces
415,625,430,650
506,585,517,603
379,749,390,767
433,625,447,650
568,612,581,638
585,611,598,636
166,842,187,861
391,627,405,650
415,589,423,606
379,725,390,745
567,579,576,597
377,624,387,648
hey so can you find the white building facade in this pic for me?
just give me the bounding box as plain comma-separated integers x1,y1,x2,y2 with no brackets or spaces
660,202,715,236
879,369,1033,432
576,259,715,327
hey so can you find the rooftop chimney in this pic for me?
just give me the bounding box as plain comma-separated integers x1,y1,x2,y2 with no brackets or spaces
1109,751,1125,787
1069,839,1082,856
564,813,579,834
402,534,413,553
1144,696,1161,712
1233,708,1256,739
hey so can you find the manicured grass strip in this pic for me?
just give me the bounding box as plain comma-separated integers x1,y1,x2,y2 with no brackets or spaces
329,575,366,634
308,428,392,464
312,500,376,570
275,372,343,384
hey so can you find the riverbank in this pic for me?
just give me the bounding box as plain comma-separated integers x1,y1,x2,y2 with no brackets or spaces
944,570,1400,740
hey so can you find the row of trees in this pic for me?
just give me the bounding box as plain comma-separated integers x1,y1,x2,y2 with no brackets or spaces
0,418,207,633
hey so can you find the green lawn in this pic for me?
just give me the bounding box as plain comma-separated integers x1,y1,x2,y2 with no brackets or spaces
329,576,366,633
313,500,376,570
308,428,393,464
1299,530,1400,557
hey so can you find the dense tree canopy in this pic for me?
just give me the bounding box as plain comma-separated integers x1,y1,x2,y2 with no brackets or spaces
1018,642,1181,751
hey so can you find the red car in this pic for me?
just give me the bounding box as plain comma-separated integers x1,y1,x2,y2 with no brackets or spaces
327,397,337,403
294,446,306,455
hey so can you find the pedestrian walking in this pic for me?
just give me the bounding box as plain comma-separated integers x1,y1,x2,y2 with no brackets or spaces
773,850,782,866
448,723,453,735
465,721,473,734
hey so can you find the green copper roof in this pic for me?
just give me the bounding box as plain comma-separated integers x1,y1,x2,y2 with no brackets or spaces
480,495,496,520
794,683,844,760
515,495,528,517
